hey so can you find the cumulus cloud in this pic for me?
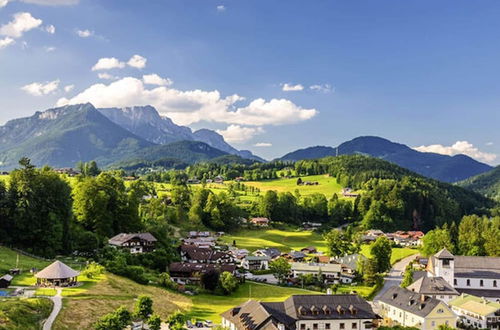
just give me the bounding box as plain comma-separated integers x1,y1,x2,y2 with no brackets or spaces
64,84,74,93
21,79,59,96
486,142,494,146
76,29,93,38
310,83,333,93
91,57,125,71
56,77,318,127
216,125,264,143
45,24,55,34
0,0,8,8
143,74,172,86
414,141,497,164
20,0,79,5
98,73,118,80
282,83,304,92
0,37,14,49
0,12,42,38
254,142,272,147
217,5,226,12
127,54,147,69
44,46,55,52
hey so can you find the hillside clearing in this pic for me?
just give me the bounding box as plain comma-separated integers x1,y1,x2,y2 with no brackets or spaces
360,244,418,265
0,298,53,330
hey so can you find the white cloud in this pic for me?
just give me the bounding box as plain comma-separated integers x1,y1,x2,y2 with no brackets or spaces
44,46,55,52
21,79,59,96
91,57,125,71
127,54,147,69
64,84,74,93
414,141,497,164
56,77,318,127
217,5,226,12
76,29,93,38
310,84,333,93
0,37,14,49
20,0,79,5
486,142,494,146
97,73,118,80
282,83,304,92
0,0,8,8
254,142,272,147
45,24,55,34
142,74,172,86
216,125,264,143
0,12,42,38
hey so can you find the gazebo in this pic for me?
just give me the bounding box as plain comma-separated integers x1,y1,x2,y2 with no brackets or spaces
35,260,80,287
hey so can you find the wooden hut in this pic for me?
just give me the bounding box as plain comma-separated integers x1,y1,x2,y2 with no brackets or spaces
35,260,80,287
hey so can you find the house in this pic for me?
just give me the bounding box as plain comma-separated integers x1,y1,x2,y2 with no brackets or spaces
377,286,457,330
0,274,13,288
108,232,157,254
427,248,500,301
241,256,270,271
386,231,424,246
341,188,359,198
253,248,282,260
407,276,460,303
35,260,80,287
168,262,236,284
214,175,224,184
53,168,80,176
221,294,379,330
301,246,318,254
314,255,332,264
449,293,500,329
332,254,365,276
250,217,270,227
180,245,234,264
181,237,217,248
187,231,212,238
365,229,384,237
283,251,307,262
302,222,322,230
291,263,353,284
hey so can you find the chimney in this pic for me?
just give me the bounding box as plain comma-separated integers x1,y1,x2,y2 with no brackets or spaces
420,294,426,303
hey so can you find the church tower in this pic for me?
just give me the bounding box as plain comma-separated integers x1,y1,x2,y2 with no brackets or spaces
433,248,455,287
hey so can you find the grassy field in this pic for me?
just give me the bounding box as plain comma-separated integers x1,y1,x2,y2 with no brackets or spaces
53,273,192,330
0,297,53,330
360,244,418,265
189,282,319,323
240,175,343,197
220,228,328,253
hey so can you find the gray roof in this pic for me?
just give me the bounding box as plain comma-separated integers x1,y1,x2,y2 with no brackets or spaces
291,262,342,273
108,232,157,246
245,256,271,261
0,274,13,281
456,288,500,299
35,260,80,279
434,248,454,259
378,286,442,318
407,276,459,296
333,254,366,271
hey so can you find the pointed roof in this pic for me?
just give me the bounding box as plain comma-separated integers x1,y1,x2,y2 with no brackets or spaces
434,248,454,259
35,260,80,279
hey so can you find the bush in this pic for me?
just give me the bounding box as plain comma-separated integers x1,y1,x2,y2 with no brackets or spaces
81,262,105,279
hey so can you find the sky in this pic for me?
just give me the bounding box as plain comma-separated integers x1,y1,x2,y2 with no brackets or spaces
0,0,499,164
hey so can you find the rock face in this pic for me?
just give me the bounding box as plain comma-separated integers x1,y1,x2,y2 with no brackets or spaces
279,136,492,183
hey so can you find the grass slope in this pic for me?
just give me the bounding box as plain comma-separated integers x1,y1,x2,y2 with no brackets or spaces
360,244,418,265
241,175,343,197
54,273,192,330
221,229,327,253
0,298,53,330
189,282,319,323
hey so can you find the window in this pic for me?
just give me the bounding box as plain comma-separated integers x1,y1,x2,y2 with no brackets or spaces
352,322,357,329
443,259,450,267
300,324,305,330
494,280,497,287
454,279,457,285
437,309,444,314
432,321,435,326
313,324,318,330
340,323,345,330
480,280,484,287
325,324,331,330
467,279,471,286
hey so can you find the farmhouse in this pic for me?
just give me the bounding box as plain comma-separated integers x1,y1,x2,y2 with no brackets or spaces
241,256,270,271
449,293,500,329
250,217,270,227
108,232,157,254
181,237,217,248
332,254,365,276
377,286,457,330
283,251,307,262
35,260,80,287
180,245,234,264
341,188,359,198
168,262,236,284
427,248,500,301
253,248,281,260
407,276,459,303
221,294,379,330
0,274,13,288
291,263,353,284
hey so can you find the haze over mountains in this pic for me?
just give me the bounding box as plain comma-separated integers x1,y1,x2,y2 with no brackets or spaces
279,136,492,183
0,104,493,184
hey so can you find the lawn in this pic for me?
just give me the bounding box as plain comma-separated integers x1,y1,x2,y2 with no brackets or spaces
189,282,319,323
0,297,53,330
240,175,343,197
360,244,418,265
53,273,192,330
220,228,328,253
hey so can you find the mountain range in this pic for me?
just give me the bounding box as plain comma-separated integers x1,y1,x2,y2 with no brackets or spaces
279,136,493,183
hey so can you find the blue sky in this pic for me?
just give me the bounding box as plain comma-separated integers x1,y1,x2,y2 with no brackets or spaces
0,0,499,163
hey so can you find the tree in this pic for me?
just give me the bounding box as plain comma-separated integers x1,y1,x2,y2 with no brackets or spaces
201,269,220,291
148,314,162,330
94,306,131,330
371,236,392,273
401,264,414,288
167,311,186,330
219,271,239,294
458,215,485,256
269,257,291,284
260,190,279,221
361,258,379,286
134,295,153,320
421,228,454,256
324,229,353,257
483,216,500,256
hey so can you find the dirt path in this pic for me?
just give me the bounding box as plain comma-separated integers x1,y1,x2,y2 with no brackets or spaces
43,288,62,330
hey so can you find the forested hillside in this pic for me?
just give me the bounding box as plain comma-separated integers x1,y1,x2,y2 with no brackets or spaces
458,165,500,201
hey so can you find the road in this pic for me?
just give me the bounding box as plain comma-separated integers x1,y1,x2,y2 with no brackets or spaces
374,254,416,302
43,288,62,330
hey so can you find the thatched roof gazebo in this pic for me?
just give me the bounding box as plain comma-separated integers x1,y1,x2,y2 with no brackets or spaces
35,260,80,287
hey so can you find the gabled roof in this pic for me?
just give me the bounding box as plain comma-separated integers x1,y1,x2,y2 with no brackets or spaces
291,262,342,273
180,245,231,261
434,248,454,259
108,232,157,246
0,274,13,281
407,276,459,296
378,286,443,318
35,260,80,279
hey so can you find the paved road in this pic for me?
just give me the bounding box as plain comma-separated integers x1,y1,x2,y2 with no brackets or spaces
43,288,62,330
374,254,417,302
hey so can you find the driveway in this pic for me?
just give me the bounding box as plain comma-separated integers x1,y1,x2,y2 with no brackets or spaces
43,288,62,330
373,254,417,302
